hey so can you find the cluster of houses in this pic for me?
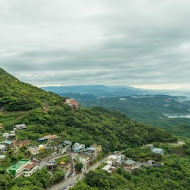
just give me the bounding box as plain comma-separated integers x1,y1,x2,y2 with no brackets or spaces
102,153,124,173
0,139,34,160
0,140,14,158
0,122,165,180
123,159,164,172
1,131,102,178
72,142,102,172
1,125,59,156
102,148,164,174
2,124,27,140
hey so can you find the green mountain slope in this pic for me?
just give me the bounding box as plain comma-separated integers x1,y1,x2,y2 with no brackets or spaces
0,68,65,111
58,93,190,138
0,68,176,151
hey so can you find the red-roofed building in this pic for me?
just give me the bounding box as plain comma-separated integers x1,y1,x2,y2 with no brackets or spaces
23,162,38,177
13,140,31,149
65,99,79,109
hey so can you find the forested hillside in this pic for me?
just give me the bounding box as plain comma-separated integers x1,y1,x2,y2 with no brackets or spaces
72,141,190,190
0,68,176,151
0,68,181,190
0,68,65,111
58,93,190,138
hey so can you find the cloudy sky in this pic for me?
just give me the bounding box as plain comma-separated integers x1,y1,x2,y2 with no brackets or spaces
1,0,190,90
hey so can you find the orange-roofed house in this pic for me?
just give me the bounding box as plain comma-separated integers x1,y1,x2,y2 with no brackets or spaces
44,134,57,141
64,99,79,109
14,140,31,152
14,140,31,149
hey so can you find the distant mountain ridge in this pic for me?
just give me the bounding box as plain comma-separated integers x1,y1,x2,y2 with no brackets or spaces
42,85,154,96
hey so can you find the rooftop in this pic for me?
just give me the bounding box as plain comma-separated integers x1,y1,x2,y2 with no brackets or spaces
0,145,6,149
24,162,37,170
8,160,30,171
0,155,6,159
86,147,96,151
102,165,111,171
0,140,13,145
15,124,26,127
108,155,118,160
14,140,31,146
37,137,49,141
63,140,72,144
152,148,164,154
125,160,136,165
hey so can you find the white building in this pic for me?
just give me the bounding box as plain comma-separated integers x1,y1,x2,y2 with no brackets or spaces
10,131,16,138
151,148,164,155
2,133,10,139
15,124,26,130
0,145,7,153
102,164,111,172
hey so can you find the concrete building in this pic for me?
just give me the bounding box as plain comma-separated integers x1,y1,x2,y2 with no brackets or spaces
63,140,72,146
9,131,16,138
28,146,39,155
2,133,10,139
0,145,6,153
14,140,31,149
72,143,85,153
37,135,57,144
22,162,38,177
123,160,136,167
90,143,102,154
102,164,111,172
83,147,97,159
151,148,164,155
0,140,13,147
15,124,27,130
8,159,38,178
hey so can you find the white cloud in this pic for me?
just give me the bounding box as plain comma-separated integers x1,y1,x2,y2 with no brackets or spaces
1,0,190,90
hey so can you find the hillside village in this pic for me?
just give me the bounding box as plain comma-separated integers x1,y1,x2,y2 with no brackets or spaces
0,122,104,178
0,68,189,190
0,121,169,189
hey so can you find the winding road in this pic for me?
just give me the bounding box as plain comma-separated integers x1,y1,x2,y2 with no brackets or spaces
47,160,103,190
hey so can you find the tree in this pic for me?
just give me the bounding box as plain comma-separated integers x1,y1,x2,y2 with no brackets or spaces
75,162,83,172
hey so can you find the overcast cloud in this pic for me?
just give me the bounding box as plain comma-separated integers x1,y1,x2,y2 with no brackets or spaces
1,0,190,90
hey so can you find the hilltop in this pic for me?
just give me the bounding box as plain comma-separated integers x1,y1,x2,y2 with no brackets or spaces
42,85,151,96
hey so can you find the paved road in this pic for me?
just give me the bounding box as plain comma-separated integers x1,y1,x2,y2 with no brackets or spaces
69,153,76,177
47,160,103,190
38,153,70,169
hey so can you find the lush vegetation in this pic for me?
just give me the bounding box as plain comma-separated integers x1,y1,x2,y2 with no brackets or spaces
1,106,176,152
0,68,65,111
72,143,190,190
59,93,190,138
0,168,65,190
0,68,184,190
0,68,176,151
